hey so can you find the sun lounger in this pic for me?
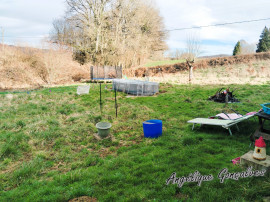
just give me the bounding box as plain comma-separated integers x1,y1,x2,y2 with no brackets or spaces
187,115,254,136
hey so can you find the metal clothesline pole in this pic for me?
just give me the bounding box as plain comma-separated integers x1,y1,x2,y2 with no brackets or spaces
100,82,102,114
115,88,118,118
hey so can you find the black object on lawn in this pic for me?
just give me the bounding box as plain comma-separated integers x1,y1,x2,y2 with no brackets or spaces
209,88,239,103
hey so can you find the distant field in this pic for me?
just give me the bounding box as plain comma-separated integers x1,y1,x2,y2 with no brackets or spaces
143,59,185,67
125,58,270,85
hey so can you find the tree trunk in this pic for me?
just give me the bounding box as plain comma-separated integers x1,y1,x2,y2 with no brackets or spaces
186,59,194,83
189,66,193,83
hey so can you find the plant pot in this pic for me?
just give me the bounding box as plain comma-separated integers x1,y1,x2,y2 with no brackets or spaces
96,122,112,138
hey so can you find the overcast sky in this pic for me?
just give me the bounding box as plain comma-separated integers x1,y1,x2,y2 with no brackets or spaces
1,0,270,56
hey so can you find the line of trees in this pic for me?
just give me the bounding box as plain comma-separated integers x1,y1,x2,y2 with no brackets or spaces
50,0,167,68
232,40,256,56
233,26,270,56
256,26,270,53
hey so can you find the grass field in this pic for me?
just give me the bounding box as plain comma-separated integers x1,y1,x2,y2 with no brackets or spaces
143,59,185,67
130,59,270,86
0,84,270,201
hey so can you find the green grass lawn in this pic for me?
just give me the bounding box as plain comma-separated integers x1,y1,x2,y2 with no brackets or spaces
0,84,270,201
143,59,185,67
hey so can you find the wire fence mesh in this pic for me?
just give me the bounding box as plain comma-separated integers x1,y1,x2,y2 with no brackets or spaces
112,79,159,96
90,66,122,80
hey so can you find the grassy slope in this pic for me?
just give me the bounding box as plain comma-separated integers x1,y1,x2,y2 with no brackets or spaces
0,84,270,201
143,59,185,67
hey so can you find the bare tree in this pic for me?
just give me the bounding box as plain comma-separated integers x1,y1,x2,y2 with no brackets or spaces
50,0,167,67
173,49,183,60
186,59,194,83
185,32,201,83
239,40,256,55
185,32,201,61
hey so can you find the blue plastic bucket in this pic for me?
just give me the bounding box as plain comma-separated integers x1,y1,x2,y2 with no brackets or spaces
143,120,162,138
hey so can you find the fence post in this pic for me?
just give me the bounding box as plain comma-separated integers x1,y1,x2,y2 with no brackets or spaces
90,66,93,80
120,65,123,79
103,66,105,79
104,65,108,79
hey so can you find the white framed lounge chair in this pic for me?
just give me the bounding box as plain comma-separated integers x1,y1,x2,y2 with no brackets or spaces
187,114,254,136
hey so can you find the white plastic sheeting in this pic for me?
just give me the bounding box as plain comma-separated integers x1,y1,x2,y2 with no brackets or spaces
77,85,90,95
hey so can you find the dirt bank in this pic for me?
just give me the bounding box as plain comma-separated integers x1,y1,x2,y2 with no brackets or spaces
0,45,90,90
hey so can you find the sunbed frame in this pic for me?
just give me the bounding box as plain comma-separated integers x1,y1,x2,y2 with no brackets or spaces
187,115,254,136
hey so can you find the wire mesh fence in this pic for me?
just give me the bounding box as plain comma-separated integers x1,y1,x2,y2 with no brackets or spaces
112,79,159,96
90,66,122,80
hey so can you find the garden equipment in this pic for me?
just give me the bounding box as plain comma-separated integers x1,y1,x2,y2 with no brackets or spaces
188,113,255,136
251,110,270,141
96,122,112,138
143,120,162,138
209,88,239,103
261,103,270,115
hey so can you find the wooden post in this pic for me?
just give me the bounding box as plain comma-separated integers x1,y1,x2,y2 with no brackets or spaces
120,65,123,79
97,65,99,79
103,65,105,79
90,66,93,81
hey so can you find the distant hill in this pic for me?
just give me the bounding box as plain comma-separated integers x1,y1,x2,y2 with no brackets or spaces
199,54,231,59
